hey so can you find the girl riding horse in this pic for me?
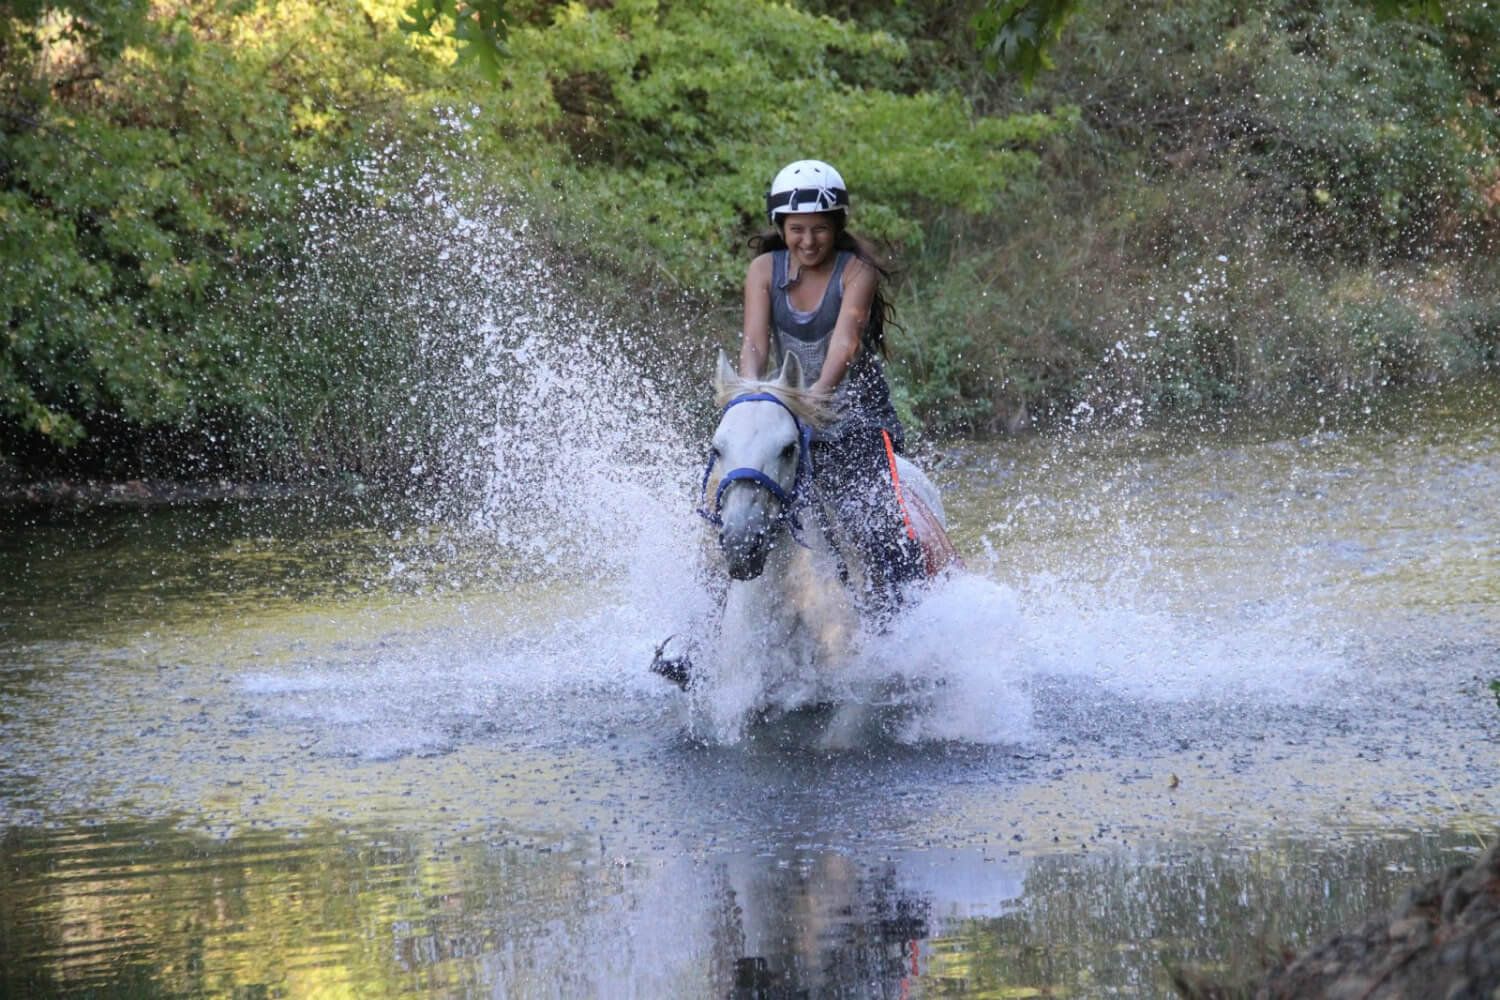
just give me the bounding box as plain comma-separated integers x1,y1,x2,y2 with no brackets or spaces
738,159,925,621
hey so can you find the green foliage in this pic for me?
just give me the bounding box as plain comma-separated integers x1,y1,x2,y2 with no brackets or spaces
892,0,1500,433
1221,3,1492,260
1368,0,1446,18
4,0,1076,473
0,0,152,66
1,0,465,463
484,0,1075,292
402,0,508,76
954,0,1453,90
3,0,1497,480
971,0,1078,85
405,0,1463,87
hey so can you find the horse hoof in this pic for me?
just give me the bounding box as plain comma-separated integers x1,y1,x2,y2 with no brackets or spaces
650,655,693,690
650,635,694,691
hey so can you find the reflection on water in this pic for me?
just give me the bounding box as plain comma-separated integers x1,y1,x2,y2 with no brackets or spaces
0,818,1483,998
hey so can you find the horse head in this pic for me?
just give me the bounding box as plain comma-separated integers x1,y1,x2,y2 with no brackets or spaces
705,351,820,581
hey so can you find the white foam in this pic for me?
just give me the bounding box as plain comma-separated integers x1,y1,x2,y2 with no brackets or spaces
854,572,1032,744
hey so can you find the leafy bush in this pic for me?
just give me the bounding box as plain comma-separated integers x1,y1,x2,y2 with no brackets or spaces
3,0,1497,480
890,0,1500,434
485,0,1076,292
1221,3,1493,260
3,0,1075,474
1,0,464,467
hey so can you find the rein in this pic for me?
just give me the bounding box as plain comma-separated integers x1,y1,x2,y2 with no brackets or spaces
698,393,815,545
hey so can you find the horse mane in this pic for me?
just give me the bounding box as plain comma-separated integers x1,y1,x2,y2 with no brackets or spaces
712,367,833,428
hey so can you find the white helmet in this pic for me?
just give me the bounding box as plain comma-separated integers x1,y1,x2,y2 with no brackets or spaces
765,159,849,222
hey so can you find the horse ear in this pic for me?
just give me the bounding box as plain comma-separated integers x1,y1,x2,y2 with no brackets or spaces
715,349,737,392
777,350,805,389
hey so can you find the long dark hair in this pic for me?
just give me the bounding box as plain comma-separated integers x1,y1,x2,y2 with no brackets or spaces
749,214,898,357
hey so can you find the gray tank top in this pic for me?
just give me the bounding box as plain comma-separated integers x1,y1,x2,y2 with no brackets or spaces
769,250,902,444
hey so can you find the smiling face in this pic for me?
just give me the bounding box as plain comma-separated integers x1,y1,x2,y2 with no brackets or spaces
778,212,839,271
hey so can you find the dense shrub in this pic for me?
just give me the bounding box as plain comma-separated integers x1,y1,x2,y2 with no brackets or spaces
1,0,465,469
2,0,1076,475
483,0,1075,291
1,0,1496,479
889,0,1500,434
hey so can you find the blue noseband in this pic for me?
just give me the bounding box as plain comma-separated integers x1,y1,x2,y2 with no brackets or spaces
698,393,815,543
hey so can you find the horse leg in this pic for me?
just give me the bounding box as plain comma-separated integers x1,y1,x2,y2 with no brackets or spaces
649,570,728,690
649,634,694,690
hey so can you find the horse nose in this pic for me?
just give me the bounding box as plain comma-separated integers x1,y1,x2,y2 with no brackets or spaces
720,528,770,581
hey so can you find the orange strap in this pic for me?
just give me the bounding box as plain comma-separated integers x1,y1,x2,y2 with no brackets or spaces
882,429,917,541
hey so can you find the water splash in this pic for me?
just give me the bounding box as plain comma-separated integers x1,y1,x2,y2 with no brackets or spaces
856,573,1031,744
267,147,1063,749
272,174,1227,753
211,145,1488,762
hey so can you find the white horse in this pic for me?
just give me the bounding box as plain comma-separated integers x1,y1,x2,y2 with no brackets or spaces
653,350,960,735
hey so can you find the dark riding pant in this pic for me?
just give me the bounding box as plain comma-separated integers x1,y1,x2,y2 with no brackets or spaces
810,428,926,620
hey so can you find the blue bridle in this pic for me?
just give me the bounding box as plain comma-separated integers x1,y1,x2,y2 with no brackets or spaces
698,393,815,543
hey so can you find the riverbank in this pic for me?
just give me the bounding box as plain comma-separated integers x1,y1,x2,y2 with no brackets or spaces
0,477,334,509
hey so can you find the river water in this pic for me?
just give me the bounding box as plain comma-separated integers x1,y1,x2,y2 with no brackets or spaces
2,378,1497,999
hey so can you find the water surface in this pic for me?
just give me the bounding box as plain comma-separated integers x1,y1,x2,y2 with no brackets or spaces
2,379,1497,998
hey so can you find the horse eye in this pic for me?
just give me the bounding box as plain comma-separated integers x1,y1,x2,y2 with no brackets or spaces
779,442,797,460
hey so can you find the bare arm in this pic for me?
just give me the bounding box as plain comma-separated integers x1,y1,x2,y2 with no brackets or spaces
739,254,774,377
809,257,875,396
